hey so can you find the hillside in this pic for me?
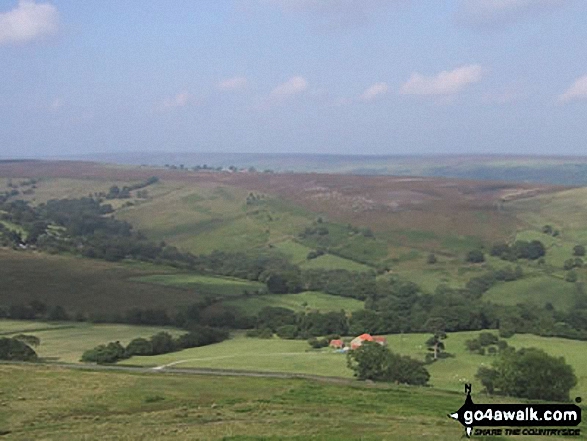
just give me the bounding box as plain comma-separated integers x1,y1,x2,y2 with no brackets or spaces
1,160,585,312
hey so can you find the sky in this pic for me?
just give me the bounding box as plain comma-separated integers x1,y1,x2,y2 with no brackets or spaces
1,0,587,158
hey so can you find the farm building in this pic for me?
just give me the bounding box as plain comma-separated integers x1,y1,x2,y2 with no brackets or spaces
350,333,387,350
329,339,344,349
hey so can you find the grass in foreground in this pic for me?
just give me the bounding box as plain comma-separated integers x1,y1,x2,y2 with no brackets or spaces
2,364,584,441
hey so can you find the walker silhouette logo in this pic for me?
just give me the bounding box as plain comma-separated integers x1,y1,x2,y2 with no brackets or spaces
448,384,582,438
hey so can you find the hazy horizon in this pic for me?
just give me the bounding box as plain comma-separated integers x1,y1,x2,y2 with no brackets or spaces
2,0,587,158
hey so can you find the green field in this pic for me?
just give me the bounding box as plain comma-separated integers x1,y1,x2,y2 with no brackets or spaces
0,320,183,363
3,363,557,441
134,274,266,297
122,331,587,398
483,275,578,310
117,183,313,255
225,291,364,315
273,239,373,272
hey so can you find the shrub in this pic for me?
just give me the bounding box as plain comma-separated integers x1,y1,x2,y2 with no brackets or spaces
466,250,485,263
476,347,576,401
574,245,585,257
0,337,38,361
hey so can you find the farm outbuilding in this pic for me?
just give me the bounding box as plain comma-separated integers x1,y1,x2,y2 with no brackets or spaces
329,339,344,349
350,333,387,350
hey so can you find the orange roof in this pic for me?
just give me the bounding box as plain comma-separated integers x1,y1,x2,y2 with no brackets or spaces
357,334,374,341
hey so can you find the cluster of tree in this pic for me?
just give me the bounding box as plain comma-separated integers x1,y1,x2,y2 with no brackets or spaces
0,337,38,361
466,249,485,263
464,267,523,298
464,332,508,355
190,250,302,294
564,258,583,271
0,302,70,321
476,347,577,401
81,326,229,364
346,341,429,385
306,249,325,260
245,193,265,205
302,269,376,300
490,240,546,261
101,177,159,199
253,307,348,339
542,224,560,237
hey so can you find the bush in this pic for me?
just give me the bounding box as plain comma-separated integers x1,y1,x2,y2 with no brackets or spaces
565,271,578,283
307,337,329,349
347,341,429,385
125,337,153,356
81,341,126,364
276,325,298,339
574,245,585,257
476,347,576,401
466,250,485,263
0,337,38,361
427,253,437,264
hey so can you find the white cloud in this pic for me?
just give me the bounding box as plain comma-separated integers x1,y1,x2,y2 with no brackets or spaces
400,65,483,96
558,75,587,103
0,0,59,45
162,92,190,109
269,76,308,99
218,77,248,91
359,82,389,101
455,0,567,28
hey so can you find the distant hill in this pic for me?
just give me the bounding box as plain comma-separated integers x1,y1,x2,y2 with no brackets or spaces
45,152,587,186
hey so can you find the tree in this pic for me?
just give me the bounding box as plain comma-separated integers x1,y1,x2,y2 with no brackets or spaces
12,334,40,347
149,332,176,355
466,250,485,263
574,245,586,257
565,271,578,283
427,253,437,264
0,337,38,361
424,318,447,361
476,347,576,401
347,341,429,385
125,337,153,356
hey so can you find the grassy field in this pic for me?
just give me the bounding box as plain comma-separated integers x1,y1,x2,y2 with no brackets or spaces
3,320,586,399
225,292,364,315
133,274,266,297
6,364,572,441
483,275,578,310
122,331,587,398
0,320,183,363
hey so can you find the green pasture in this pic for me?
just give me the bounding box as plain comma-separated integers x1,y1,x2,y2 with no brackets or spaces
123,331,587,398
483,275,578,310
225,291,364,315
273,239,373,272
2,363,540,441
0,320,182,363
118,183,312,255
0,219,27,239
133,274,265,297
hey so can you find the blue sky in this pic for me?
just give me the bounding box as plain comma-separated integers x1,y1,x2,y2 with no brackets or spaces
1,0,586,157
